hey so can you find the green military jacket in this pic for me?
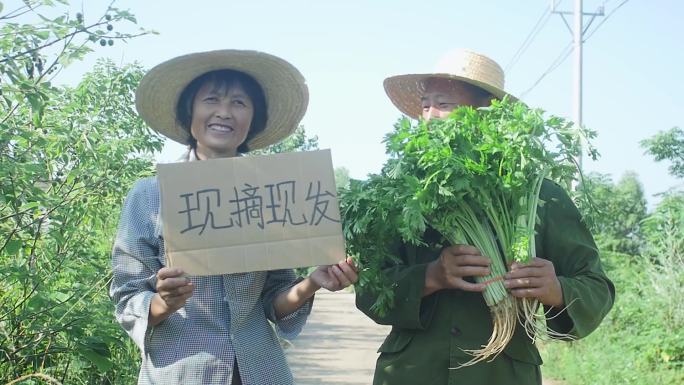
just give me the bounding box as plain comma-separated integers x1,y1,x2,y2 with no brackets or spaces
356,180,615,385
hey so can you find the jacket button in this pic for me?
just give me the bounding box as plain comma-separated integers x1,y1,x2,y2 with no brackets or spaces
450,327,461,337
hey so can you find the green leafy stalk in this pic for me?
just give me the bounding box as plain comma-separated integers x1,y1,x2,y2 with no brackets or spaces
342,98,594,359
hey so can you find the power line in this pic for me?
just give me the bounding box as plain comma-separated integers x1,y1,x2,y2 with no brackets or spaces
600,0,621,9
519,41,573,99
505,5,553,73
584,0,630,42
519,0,630,99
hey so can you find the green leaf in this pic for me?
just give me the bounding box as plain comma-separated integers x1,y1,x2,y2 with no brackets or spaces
438,185,453,197
5,239,22,255
51,291,70,302
20,201,40,210
36,30,50,40
78,348,113,371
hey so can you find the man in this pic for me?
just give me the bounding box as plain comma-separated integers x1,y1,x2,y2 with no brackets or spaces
356,49,615,385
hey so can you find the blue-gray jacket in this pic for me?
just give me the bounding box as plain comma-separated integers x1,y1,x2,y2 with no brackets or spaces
110,176,312,385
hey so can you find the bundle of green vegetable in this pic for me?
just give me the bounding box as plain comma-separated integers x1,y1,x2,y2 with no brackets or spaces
341,98,596,366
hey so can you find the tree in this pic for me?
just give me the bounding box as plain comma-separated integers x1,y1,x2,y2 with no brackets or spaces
642,191,684,261
334,166,351,189
575,171,647,255
253,125,319,155
1,1,155,384
641,127,684,180
544,135,684,385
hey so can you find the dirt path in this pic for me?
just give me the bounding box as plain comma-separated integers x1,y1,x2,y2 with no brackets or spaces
285,290,564,385
285,290,389,385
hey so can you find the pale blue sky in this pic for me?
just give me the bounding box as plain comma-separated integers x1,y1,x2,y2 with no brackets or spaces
14,0,683,207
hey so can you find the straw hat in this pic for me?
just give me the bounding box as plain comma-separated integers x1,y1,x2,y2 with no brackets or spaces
135,49,309,150
384,49,516,119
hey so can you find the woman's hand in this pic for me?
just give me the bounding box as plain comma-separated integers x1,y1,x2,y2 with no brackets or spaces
424,244,490,296
504,257,563,307
309,257,359,292
272,258,358,319
149,267,194,326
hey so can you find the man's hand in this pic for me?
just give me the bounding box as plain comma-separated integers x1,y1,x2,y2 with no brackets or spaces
504,257,563,307
424,244,490,296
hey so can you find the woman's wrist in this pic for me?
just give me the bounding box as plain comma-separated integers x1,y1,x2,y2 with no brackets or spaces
273,277,318,320
300,276,322,297
149,293,173,326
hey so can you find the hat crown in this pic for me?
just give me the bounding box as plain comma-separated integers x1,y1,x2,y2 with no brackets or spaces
432,49,505,90
382,48,514,119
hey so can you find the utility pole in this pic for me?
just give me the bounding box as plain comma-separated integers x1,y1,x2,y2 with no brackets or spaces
574,0,583,170
551,0,604,171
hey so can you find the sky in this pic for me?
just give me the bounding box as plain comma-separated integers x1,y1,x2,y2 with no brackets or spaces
8,0,683,208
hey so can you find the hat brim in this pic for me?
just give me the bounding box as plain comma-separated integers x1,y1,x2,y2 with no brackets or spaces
135,50,309,150
383,73,517,119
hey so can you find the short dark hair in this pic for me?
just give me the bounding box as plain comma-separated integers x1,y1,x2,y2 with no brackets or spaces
176,69,268,153
460,82,495,107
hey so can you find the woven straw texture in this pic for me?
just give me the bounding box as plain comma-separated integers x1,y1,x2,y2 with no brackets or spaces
384,49,515,119
135,49,309,150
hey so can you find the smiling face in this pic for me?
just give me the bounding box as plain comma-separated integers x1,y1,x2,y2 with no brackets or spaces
176,70,268,159
189,81,254,159
420,77,494,120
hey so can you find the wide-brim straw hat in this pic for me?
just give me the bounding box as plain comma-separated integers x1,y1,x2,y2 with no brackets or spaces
384,49,517,119
135,49,309,150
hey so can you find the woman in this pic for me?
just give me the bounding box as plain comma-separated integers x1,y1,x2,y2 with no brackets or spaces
110,49,358,385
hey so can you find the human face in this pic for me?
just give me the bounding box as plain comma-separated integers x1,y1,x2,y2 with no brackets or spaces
190,81,254,159
420,78,491,121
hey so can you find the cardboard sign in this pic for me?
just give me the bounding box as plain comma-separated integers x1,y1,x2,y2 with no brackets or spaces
156,150,345,275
